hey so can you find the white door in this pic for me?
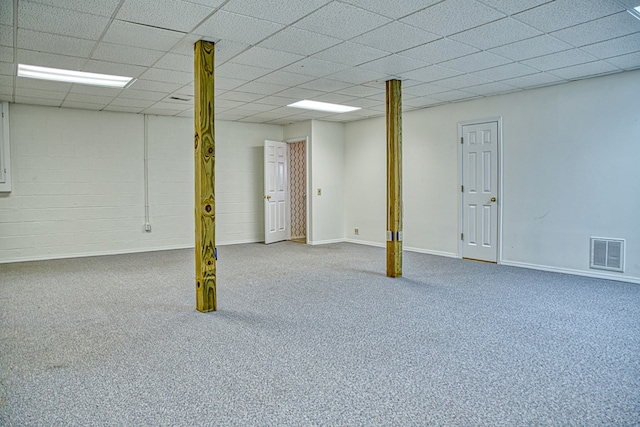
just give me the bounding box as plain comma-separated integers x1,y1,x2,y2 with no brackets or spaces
264,140,288,244
461,121,499,262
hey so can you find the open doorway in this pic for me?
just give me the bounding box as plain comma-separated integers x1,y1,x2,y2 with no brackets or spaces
288,139,307,243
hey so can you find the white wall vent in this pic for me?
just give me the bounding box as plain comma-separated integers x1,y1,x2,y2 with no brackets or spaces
590,237,625,272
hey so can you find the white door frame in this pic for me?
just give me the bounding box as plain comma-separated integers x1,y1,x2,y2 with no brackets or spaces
457,117,504,263
286,136,310,243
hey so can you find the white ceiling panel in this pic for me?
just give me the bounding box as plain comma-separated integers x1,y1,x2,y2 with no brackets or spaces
513,0,624,33
606,51,640,70
439,51,512,73
216,76,253,91
221,0,330,25
139,68,193,85
551,12,640,47
102,21,185,51
400,0,505,37
231,47,304,70
399,65,463,83
463,82,518,96
25,0,121,17
235,81,288,96
298,78,353,92
0,1,13,26
92,42,165,67
15,87,66,100
254,95,300,107
65,93,116,104
275,87,326,100
501,72,566,89
16,76,71,91
103,105,144,114
430,89,479,102
0,25,13,47
359,54,429,76
117,88,167,102
402,97,442,108
117,0,217,33
433,74,493,89
521,49,598,71
281,57,350,78
313,42,388,66
258,27,341,56
473,62,540,81
82,60,147,79
18,1,109,40
62,101,104,111
339,0,439,19
254,71,316,87
0,62,13,75
218,91,265,103
216,62,272,80
350,22,440,53
336,85,383,98
109,97,156,109
325,67,387,85
549,61,619,80
15,95,61,106
488,35,573,61
404,82,450,97
154,53,193,73
312,92,358,105
67,85,122,97
195,11,285,45
449,18,542,50
17,50,85,70
401,38,479,64
18,29,95,58
293,2,391,40
582,32,640,59
476,0,552,15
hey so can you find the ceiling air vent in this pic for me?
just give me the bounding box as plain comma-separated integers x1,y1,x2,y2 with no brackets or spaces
590,237,625,272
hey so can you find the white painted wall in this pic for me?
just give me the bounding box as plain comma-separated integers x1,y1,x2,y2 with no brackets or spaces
344,70,640,283
0,104,281,262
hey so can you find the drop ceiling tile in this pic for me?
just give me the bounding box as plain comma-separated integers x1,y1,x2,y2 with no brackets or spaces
258,27,342,56
0,86,13,98
1,25,13,47
400,0,505,37
216,76,250,90
254,95,300,107
325,67,388,85
92,42,165,67
221,0,330,25
0,62,13,75
581,32,640,59
463,81,518,95
476,0,552,15
117,0,216,33
402,97,443,108
15,87,67,100
0,1,13,26
215,99,245,110
430,89,479,102
313,42,388,66
521,49,598,71
195,11,285,45
16,76,72,92
218,91,265,103
0,46,13,62
339,0,439,19
146,101,191,111
18,29,96,57
548,61,619,80
606,51,640,70
551,12,640,47
399,65,463,83
15,96,62,106
110,97,156,108
449,18,542,50
139,68,193,84
298,78,353,92
281,57,350,78
128,80,183,93
404,83,449,96
488,35,573,61
65,93,116,104
143,107,185,116
103,105,144,114
26,0,121,17
350,21,440,53
82,60,147,79
67,85,122,97
231,47,304,70
312,92,358,105
344,97,384,109
275,87,326,100
293,2,392,39
336,85,383,97
61,100,105,110
236,81,288,96
473,62,540,81
401,39,479,64
119,88,168,102
501,72,565,89
439,51,511,73
225,102,276,113
254,71,317,86
169,35,226,58
513,0,623,33
154,53,192,73
216,62,272,80
433,74,493,89
19,1,110,39
102,20,185,51
359,54,429,75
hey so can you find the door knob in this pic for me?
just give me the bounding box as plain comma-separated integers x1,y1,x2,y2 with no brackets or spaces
490,197,496,202
264,195,271,200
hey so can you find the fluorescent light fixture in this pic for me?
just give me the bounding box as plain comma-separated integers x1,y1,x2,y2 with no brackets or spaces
17,64,135,88
632,5,640,19
287,99,361,113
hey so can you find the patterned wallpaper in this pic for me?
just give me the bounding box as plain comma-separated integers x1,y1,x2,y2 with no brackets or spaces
289,141,306,239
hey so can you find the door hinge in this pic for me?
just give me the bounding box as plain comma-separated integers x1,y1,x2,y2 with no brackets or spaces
461,233,464,240
461,185,464,192
460,137,463,144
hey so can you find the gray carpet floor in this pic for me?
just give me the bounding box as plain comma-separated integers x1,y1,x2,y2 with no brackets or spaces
1,242,639,426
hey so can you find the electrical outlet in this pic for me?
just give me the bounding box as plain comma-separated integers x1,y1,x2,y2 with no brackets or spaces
145,223,152,232
354,227,359,235
317,188,322,196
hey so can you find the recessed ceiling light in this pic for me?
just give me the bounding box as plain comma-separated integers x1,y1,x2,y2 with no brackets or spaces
287,100,361,113
17,64,135,88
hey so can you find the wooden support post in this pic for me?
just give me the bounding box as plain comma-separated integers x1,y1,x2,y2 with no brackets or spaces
194,40,216,312
386,79,402,278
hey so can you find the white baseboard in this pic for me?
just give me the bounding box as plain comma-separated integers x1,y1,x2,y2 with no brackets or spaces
404,246,458,258
500,260,640,285
217,239,262,246
343,238,384,248
308,238,346,245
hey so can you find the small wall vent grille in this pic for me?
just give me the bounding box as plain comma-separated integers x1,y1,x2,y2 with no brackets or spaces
590,237,625,272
